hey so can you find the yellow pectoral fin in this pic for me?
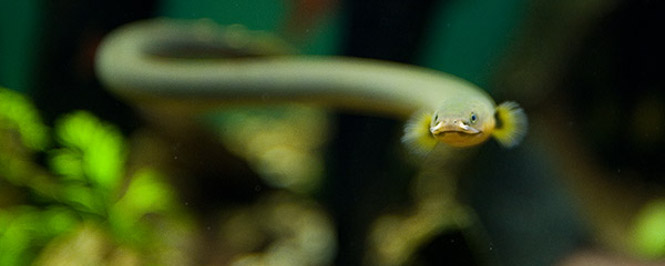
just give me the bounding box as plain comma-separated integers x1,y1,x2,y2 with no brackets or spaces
402,111,438,155
492,101,528,148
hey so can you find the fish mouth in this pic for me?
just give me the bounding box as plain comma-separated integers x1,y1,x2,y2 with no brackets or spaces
430,121,481,136
434,131,479,137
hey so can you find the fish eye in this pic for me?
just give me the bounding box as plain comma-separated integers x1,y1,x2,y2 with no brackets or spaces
470,113,478,123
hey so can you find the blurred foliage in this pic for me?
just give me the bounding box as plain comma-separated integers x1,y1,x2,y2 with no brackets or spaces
208,106,330,194
215,192,336,265
632,199,665,258
0,86,192,265
50,111,126,190
0,87,48,151
0,206,77,266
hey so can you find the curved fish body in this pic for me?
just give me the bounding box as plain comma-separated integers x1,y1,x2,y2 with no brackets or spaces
95,19,527,151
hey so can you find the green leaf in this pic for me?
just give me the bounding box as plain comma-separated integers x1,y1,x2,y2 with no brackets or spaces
58,184,105,215
109,168,176,244
53,111,126,190
41,207,79,237
48,149,84,181
0,87,49,151
0,206,79,266
0,207,39,266
82,127,125,189
54,111,98,149
633,199,665,258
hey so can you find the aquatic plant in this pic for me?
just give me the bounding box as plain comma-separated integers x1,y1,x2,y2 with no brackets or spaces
0,86,190,265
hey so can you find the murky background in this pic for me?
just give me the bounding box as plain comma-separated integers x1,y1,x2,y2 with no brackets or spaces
1,1,664,265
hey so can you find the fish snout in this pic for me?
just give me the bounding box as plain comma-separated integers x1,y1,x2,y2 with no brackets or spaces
430,119,480,136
